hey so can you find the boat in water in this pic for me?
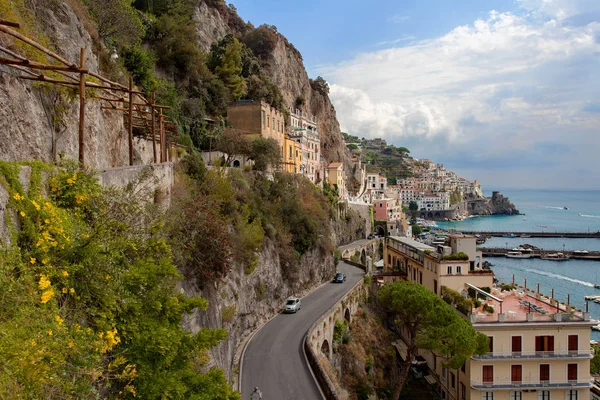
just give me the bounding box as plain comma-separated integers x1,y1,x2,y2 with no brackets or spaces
506,248,534,259
503,233,517,238
520,234,531,238
540,252,570,261
564,206,569,210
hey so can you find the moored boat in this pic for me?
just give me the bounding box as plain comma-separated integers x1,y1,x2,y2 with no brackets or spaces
506,248,534,259
503,233,517,238
540,252,570,261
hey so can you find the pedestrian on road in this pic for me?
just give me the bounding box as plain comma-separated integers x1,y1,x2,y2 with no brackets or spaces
250,386,262,400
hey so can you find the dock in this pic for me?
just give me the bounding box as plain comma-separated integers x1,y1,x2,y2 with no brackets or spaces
461,231,600,239
480,248,600,261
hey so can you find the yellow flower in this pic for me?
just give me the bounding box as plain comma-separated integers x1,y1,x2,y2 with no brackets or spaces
31,339,36,346
13,193,23,201
69,288,75,294
66,178,73,184
62,271,69,277
41,258,49,265
75,194,87,205
41,288,55,304
62,288,68,294
35,239,43,247
105,275,111,280
30,257,36,264
38,275,51,290
44,219,50,224
47,330,53,336
68,339,75,348
75,323,81,333
72,173,77,181
19,211,25,217
42,231,50,240
31,200,40,211
55,315,64,326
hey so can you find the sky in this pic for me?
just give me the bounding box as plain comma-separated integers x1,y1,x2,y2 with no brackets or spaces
231,0,600,189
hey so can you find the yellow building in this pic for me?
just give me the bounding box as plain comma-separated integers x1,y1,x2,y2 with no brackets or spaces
383,236,594,400
327,162,345,199
226,100,286,160
283,134,302,174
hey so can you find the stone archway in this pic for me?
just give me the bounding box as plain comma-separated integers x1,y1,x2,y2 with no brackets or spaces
376,225,385,236
420,213,426,219
427,212,433,219
233,160,240,168
434,212,441,220
321,339,330,358
361,249,366,265
344,308,351,323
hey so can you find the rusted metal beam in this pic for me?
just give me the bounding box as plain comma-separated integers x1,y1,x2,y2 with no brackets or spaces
0,57,85,72
78,48,86,166
128,76,133,166
0,19,20,28
0,25,77,68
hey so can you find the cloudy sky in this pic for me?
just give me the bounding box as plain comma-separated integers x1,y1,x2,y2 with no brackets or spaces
234,0,600,189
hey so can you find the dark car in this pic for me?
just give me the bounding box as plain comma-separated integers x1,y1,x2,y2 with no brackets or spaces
367,233,374,239
332,272,346,283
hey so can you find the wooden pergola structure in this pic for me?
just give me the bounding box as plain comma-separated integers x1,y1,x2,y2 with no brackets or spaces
0,19,177,167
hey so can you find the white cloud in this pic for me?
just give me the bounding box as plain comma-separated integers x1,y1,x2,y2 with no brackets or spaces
319,2,600,188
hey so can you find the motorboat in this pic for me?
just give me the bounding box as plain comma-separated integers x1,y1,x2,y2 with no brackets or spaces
592,324,600,331
520,234,531,238
503,233,517,238
564,206,569,210
578,213,582,216
541,252,570,261
506,248,534,259
574,250,589,254
585,295,600,301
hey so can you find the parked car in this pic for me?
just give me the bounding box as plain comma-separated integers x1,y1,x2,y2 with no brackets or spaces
332,272,346,283
284,297,301,313
367,233,374,239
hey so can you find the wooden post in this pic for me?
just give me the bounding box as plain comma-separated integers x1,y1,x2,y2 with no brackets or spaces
537,283,540,294
512,274,514,285
78,48,86,166
151,92,156,163
128,76,134,166
524,279,526,290
159,108,165,162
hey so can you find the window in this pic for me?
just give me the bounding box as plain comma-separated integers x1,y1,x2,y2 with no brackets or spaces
461,362,466,373
447,266,452,275
482,392,494,400
567,364,577,382
482,365,493,383
535,335,554,353
568,335,578,353
511,365,522,383
538,390,550,400
419,271,422,284
566,390,578,400
540,364,550,382
460,383,466,400
511,336,522,354
442,367,447,381
456,266,462,274
272,119,274,130
261,110,265,127
450,372,455,389
434,280,438,295
267,116,270,128
510,392,522,400
289,145,292,157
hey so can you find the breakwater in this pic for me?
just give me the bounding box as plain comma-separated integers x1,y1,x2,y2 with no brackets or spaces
480,247,600,261
463,231,600,238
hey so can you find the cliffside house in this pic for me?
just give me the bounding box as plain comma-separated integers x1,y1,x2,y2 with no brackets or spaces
327,162,346,199
288,107,323,183
382,235,594,400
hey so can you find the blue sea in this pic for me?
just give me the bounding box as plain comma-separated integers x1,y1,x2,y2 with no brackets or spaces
437,189,600,340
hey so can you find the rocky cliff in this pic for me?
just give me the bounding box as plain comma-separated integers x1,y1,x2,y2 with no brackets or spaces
468,191,520,216
181,211,366,382
193,0,358,183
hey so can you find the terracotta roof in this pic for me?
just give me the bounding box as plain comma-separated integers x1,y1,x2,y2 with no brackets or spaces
328,162,343,168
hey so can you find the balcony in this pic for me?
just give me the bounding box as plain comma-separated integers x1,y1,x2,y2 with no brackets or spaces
472,349,594,360
471,378,591,390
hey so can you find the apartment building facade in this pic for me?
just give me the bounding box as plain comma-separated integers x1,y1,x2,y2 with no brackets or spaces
289,108,323,183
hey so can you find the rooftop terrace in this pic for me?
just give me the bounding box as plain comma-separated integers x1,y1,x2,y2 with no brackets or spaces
470,286,589,324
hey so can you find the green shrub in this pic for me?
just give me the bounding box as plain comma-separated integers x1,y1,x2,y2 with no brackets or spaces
333,320,349,344
364,275,372,286
255,282,266,301
483,304,495,314
222,305,237,324
442,252,469,261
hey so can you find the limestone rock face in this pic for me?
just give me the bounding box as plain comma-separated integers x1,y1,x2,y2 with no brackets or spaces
193,2,357,182
0,2,132,169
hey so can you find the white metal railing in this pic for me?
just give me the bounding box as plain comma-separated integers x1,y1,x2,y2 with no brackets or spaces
471,378,591,389
472,349,593,359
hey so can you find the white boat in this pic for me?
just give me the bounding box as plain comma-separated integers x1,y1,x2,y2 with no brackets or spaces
520,234,531,238
564,206,569,210
585,295,600,301
592,324,600,331
540,252,570,261
592,340,599,346
574,250,589,254
506,248,534,259
578,213,582,216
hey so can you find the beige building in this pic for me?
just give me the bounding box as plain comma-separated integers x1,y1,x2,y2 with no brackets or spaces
327,162,345,199
226,100,286,160
383,235,594,400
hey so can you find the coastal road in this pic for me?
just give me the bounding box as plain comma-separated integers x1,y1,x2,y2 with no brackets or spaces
241,260,364,400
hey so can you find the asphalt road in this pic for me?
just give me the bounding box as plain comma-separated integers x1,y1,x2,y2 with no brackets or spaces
241,261,364,400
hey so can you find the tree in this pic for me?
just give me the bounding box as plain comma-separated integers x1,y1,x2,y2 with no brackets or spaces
411,224,423,236
378,281,488,400
88,0,143,45
248,137,281,172
408,201,418,223
592,346,600,374
310,76,329,95
214,38,247,100
214,130,252,166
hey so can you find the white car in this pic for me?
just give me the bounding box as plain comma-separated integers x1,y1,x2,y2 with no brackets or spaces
284,297,301,313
